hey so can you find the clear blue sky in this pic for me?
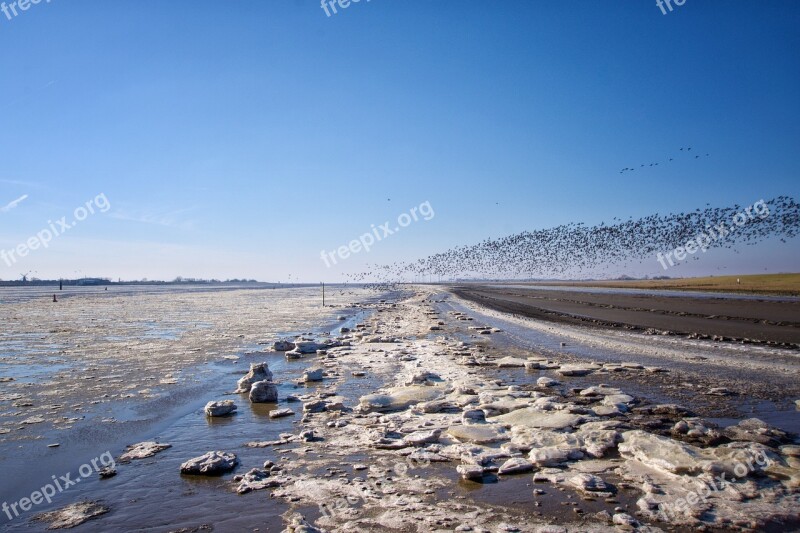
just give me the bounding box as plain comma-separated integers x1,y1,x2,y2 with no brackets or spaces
1,1,798,282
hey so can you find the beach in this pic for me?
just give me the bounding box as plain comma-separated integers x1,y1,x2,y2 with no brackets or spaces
1,284,799,532
452,285,800,346
4,3,799,531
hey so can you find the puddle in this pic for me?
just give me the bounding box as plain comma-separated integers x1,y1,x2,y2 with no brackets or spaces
431,461,668,530
710,399,800,435
0,362,72,382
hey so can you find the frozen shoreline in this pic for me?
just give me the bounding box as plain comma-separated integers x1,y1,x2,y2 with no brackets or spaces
2,286,799,532
0,285,382,529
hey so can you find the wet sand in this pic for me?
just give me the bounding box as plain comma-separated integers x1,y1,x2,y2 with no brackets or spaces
452,285,800,346
0,285,377,530
1,285,799,532
450,286,800,424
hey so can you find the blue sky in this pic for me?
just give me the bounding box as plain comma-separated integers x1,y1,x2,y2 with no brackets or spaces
0,1,798,282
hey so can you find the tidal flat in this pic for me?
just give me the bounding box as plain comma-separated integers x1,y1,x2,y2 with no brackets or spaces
1,285,798,532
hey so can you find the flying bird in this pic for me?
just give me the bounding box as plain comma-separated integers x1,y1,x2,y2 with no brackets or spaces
354,196,800,283
619,146,708,174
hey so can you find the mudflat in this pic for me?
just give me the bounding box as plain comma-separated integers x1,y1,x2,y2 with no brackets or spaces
453,285,800,346
3,285,799,532
526,273,800,296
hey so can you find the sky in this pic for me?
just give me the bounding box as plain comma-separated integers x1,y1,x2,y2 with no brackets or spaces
0,1,798,282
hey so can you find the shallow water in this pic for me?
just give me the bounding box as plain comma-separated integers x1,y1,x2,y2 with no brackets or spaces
0,285,387,530
1,354,304,531
2,285,798,531
0,283,316,304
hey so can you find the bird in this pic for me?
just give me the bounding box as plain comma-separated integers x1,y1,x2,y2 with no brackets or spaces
619,147,709,174
354,196,799,284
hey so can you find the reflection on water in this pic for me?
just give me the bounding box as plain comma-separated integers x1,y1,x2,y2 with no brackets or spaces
1,347,381,531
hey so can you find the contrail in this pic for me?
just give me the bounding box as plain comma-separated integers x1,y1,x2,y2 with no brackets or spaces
0,194,29,213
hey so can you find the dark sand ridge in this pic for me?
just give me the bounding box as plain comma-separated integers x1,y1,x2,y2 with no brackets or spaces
442,289,800,428
525,273,800,297
452,286,800,346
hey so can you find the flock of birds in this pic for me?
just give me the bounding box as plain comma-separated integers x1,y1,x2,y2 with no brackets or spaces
619,147,710,174
347,196,799,285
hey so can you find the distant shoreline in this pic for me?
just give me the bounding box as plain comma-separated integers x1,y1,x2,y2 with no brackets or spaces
4,273,798,296
0,281,314,288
